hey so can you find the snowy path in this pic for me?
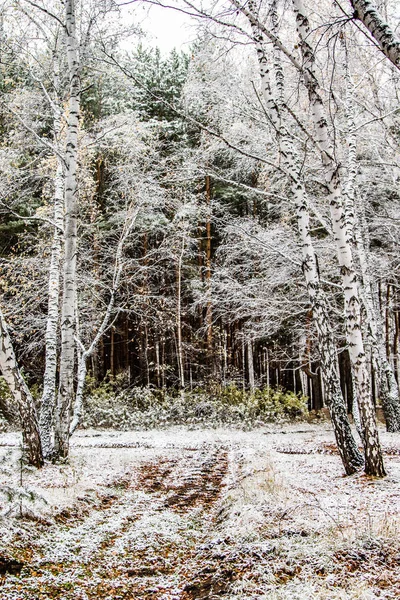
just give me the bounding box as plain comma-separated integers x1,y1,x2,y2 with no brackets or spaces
0,425,400,599
0,440,234,599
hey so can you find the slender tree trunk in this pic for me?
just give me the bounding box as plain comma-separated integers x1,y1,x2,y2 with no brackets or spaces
205,175,213,365
39,75,64,458
222,329,228,385
144,323,150,386
245,1,363,474
0,308,43,467
39,157,64,458
161,336,166,389
176,236,185,390
242,337,246,392
69,201,141,435
293,0,385,476
142,233,150,386
247,339,255,392
155,338,161,388
394,309,399,382
385,283,391,359
54,0,81,459
355,207,400,431
341,47,400,432
110,327,115,378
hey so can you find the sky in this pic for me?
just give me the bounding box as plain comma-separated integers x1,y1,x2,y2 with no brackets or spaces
126,3,195,54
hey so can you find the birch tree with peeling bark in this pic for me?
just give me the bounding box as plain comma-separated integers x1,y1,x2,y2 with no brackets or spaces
0,0,142,461
39,49,65,459
53,0,81,459
241,0,363,475
292,0,385,476
341,45,400,432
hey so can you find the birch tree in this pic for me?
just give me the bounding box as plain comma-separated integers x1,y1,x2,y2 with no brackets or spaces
240,0,363,475
39,48,65,459
340,47,400,432
0,0,142,460
53,0,81,459
292,0,385,476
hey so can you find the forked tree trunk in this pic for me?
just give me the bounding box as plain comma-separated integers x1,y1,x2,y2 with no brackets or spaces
245,0,363,475
69,201,141,435
54,0,80,459
0,308,43,467
293,0,385,476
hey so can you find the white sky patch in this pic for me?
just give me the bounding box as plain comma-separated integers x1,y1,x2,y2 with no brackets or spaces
122,3,195,54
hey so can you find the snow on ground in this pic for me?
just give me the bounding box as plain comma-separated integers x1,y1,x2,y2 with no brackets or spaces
0,423,399,599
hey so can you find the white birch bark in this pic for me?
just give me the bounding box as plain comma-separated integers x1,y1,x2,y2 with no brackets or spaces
271,0,284,110
342,56,400,431
244,0,363,474
39,158,64,458
350,0,400,70
54,0,80,459
355,203,400,431
293,0,385,476
340,48,399,431
39,54,64,459
0,307,43,467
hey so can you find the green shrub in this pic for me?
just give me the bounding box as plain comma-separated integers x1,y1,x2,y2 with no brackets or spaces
81,379,308,430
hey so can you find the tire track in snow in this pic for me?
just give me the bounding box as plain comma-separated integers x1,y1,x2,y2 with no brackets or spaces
1,444,230,599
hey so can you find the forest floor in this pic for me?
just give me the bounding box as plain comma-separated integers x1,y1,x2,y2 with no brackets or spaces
0,423,399,599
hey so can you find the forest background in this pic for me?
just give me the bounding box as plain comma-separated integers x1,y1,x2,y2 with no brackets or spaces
0,0,399,477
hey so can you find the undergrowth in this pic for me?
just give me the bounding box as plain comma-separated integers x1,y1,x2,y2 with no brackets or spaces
81,378,308,430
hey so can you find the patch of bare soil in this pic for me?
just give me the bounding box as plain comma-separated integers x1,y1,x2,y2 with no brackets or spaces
332,542,400,594
145,448,228,512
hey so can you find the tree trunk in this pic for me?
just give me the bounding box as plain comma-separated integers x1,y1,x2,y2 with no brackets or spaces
247,339,255,392
69,201,141,435
39,55,64,458
341,49,400,432
40,156,64,458
293,0,385,477
205,175,213,366
0,308,43,467
176,236,185,390
350,0,400,69
54,0,81,459
245,0,363,475
355,210,400,431
110,327,115,378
